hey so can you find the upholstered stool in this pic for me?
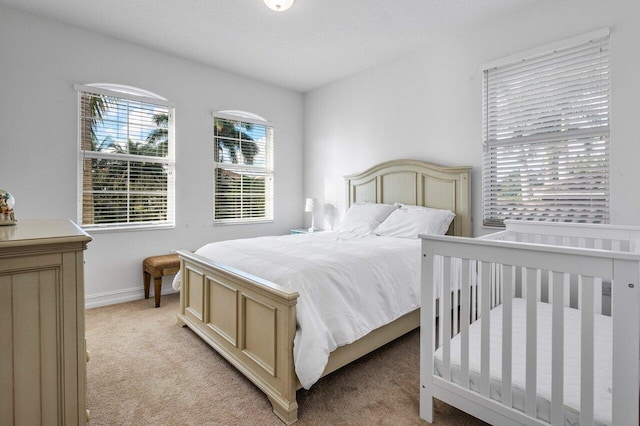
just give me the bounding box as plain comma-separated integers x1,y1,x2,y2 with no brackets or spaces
143,253,180,307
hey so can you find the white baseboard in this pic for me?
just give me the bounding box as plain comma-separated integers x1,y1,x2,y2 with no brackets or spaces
85,284,178,309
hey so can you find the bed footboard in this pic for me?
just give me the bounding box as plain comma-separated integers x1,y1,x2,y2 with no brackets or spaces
176,250,300,424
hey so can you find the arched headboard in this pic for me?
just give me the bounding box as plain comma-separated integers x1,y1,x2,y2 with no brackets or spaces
344,159,472,237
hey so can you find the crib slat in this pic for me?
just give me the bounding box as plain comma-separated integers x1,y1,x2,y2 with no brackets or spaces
580,275,595,426
480,261,491,397
495,263,501,308
577,275,601,313
612,259,640,426
453,281,459,336
578,276,582,310
419,242,435,422
570,274,579,309
551,271,566,426
497,264,502,306
564,273,571,308
537,268,543,302
477,261,482,320
471,260,478,321
500,265,504,305
452,259,459,336
437,256,443,349
491,264,497,308
460,259,470,388
501,264,513,408
594,277,602,314
525,267,538,418
442,257,452,381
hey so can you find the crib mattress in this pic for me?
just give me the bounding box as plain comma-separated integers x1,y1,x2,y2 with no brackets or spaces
434,298,612,426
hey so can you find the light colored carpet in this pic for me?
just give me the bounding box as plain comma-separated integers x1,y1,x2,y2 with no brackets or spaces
85,293,487,425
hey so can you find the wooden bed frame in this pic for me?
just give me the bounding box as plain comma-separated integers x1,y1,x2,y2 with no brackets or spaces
176,159,471,424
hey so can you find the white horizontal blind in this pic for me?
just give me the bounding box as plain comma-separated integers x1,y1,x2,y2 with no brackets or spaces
482,32,610,227
78,86,175,230
214,115,274,223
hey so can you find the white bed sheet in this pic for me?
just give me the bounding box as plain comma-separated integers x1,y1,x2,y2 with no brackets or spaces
173,231,421,389
434,298,613,425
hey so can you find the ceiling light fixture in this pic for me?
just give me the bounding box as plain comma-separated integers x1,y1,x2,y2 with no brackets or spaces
263,0,294,12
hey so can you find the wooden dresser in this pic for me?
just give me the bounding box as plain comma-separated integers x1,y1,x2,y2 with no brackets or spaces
0,219,92,425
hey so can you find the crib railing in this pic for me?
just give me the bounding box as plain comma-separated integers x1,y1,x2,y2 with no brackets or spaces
420,233,640,426
482,220,640,253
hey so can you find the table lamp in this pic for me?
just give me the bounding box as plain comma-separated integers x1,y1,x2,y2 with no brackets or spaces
305,198,318,232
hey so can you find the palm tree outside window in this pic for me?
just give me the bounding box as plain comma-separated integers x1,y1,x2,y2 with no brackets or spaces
76,84,175,230
213,111,273,223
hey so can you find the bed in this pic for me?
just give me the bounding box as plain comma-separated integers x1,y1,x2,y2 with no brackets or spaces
420,220,640,426
175,159,471,424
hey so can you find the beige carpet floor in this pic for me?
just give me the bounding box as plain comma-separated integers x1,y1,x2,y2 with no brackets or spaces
86,293,487,425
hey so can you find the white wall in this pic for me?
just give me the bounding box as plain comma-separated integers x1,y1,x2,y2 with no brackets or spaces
0,6,304,307
4,1,639,307
304,0,640,236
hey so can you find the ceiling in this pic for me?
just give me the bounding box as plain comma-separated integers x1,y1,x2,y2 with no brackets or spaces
1,0,544,92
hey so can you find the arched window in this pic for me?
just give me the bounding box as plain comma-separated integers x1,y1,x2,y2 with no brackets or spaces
76,83,175,230
213,111,274,223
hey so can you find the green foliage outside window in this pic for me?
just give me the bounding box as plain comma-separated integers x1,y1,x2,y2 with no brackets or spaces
80,91,172,227
213,116,272,222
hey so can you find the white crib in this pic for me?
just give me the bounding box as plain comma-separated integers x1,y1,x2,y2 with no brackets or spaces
420,221,640,426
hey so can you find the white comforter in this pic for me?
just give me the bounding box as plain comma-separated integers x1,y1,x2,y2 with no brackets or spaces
172,231,420,389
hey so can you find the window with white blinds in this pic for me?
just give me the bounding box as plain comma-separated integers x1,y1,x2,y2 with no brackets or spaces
76,84,175,230
213,112,273,223
482,29,610,227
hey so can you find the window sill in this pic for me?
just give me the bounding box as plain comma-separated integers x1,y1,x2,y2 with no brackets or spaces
81,223,175,233
213,219,274,226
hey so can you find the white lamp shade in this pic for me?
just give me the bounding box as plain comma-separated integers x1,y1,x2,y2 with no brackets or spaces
304,198,315,212
263,0,294,11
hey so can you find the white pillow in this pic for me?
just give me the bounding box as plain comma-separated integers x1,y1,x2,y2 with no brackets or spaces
373,205,455,238
337,202,398,235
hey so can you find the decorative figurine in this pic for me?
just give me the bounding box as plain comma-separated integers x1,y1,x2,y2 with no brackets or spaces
0,190,17,225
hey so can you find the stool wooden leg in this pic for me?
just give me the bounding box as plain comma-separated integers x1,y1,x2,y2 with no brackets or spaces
144,271,151,299
154,277,162,308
